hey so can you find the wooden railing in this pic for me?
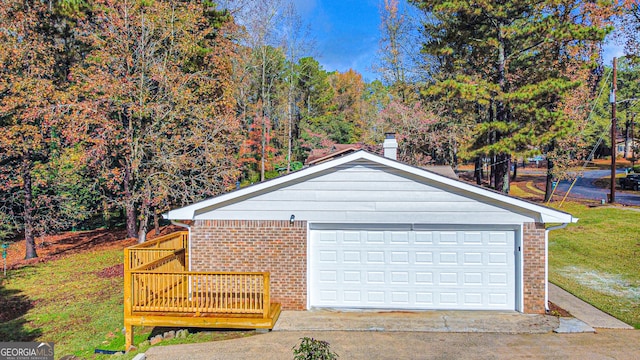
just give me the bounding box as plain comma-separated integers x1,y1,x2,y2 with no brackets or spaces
123,231,278,351
125,231,188,270
129,271,270,317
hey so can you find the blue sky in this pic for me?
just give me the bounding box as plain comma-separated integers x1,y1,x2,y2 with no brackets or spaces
294,0,623,81
294,0,381,81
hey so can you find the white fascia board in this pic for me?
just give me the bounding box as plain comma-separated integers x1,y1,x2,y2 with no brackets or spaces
364,153,576,224
165,150,576,224
164,152,364,220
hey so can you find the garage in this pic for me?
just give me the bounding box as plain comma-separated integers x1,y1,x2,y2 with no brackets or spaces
309,227,517,310
168,148,577,314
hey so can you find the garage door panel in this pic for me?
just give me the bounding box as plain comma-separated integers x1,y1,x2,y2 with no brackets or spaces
488,232,508,244
463,232,482,244
310,229,516,310
366,231,385,243
415,232,433,243
343,251,361,263
319,250,337,263
391,231,410,243
391,291,409,304
366,251,385,263
415,272,434,284
391,251,409,264
343,231,361,243
415,252,434,264
438,232,458,244
464,293,483,305
439,252,458,264
343,270,361,283
463,272,483,285
391,271,409,283
319,270,337,282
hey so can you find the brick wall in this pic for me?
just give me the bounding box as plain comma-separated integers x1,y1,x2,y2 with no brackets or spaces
522,222,546,314
190,219,547,314
190,220,307,310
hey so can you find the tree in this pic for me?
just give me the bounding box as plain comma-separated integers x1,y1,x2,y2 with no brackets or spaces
72,0,241,242
232,0,286,181
378,100,446,166
620,2,640,60
377,0,423,101
413,0,614,193
278,2,313,173
0,0,83,258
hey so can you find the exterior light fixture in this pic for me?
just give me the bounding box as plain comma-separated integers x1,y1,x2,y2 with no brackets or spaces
290,214,295,224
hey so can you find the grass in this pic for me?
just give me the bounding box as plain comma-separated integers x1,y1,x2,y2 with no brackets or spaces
0,246,256,359
549,202,640,328
1,249,126,357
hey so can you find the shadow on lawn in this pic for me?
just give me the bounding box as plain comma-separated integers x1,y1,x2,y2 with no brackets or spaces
0,284,41,341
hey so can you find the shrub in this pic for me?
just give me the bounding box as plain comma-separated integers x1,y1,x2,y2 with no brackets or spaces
292,337,338,360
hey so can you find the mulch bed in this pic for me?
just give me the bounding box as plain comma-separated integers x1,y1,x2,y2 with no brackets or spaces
548,301,572,317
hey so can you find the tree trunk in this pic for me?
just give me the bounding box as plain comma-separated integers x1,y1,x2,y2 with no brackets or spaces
624,120,631,159
544,141,556,202
137,217,147,244
493,154,510,194
22,153,37,259
492,23,510,194
511,159,518,181
260,47,267,182
544,158,555,202
154,211,160,237
474,156,482,185
124,164,137,239
102,198,111,229
137,196,150,243
286,62,294,173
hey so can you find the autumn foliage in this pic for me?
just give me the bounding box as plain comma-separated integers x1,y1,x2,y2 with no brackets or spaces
1,0,638,257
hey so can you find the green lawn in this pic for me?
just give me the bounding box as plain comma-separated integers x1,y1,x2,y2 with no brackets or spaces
0,246,255,359
0,248,127,358
549,202,640,328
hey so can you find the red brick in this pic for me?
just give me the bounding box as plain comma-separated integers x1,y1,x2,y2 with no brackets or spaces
191,220,307,310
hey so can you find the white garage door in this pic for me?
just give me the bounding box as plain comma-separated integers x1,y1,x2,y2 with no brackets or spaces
309,228,516,310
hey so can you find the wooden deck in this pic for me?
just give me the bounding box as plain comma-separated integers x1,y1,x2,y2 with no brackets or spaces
123,232,281,350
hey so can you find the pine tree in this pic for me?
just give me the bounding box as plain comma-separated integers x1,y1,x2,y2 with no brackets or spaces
412,0,614,193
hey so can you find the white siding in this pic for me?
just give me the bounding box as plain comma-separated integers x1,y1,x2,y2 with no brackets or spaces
194,161,535,224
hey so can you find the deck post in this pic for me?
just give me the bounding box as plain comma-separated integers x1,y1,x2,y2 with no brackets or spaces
263,272,270,318
124,322,134,351
182,233,189,271
124,248,133,350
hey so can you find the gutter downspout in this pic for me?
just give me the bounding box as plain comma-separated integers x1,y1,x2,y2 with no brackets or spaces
171,220,192,271
544,223,569,312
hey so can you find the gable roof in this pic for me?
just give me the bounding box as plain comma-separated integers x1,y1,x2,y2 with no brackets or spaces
165,150,576,224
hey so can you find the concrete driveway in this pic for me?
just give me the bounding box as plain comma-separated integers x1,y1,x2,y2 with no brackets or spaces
145,329,640,359
144,309,637,360
144,285,638,359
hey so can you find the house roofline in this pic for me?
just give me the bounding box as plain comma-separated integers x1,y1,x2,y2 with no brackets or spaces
164,150,576,224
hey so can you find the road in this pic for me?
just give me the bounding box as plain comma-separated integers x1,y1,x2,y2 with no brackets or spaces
555,170,640,206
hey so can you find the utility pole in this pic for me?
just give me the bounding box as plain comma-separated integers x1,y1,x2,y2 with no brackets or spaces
609,57,617,203
632,112,636,167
